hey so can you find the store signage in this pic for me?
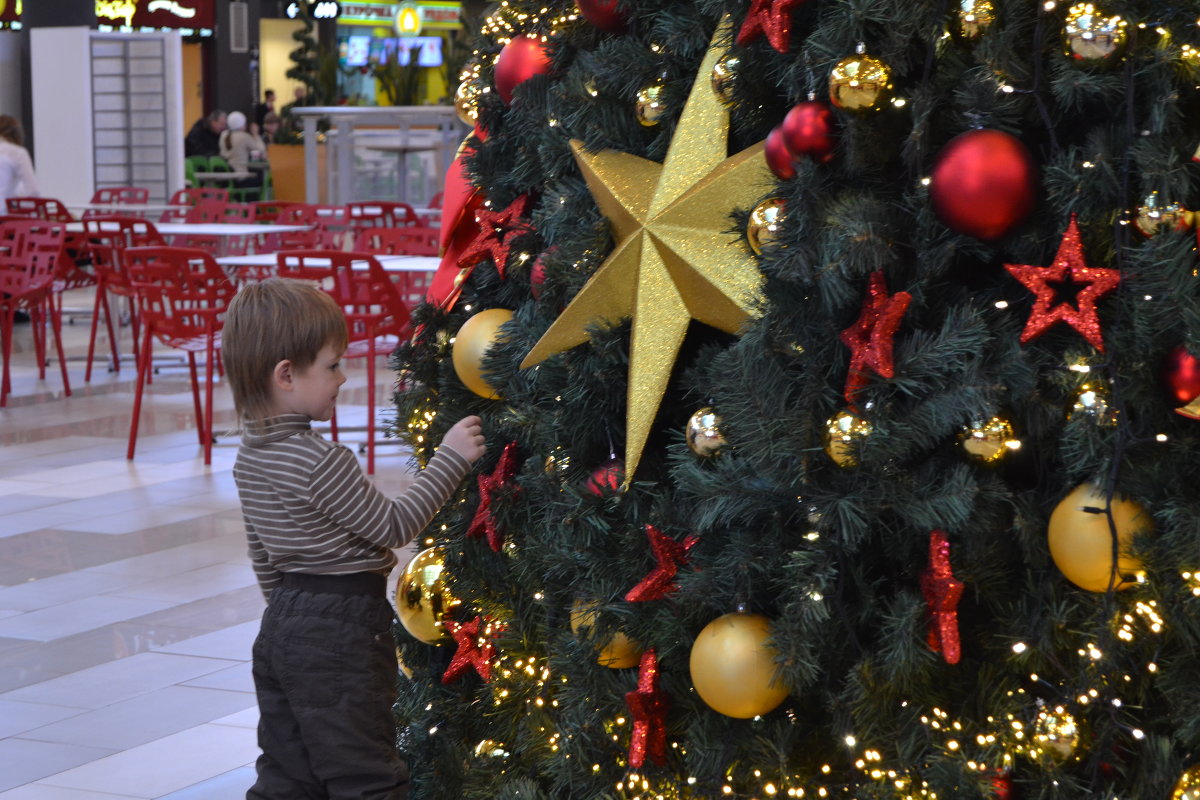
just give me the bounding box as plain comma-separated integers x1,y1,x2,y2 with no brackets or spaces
93,0,214,28
0,0,21,25
394,1,459,35
339,1,397,26
287,0,341,20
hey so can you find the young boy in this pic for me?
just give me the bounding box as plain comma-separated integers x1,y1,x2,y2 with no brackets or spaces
222,278,485,799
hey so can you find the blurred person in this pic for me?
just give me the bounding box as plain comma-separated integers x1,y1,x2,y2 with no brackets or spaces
254,89,276,129
185,109,227,157
260,112,282,145
219,111,267,189
0,114,38,207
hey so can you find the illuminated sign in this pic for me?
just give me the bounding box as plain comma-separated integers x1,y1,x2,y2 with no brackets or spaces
93,0,214,28
287,0,341,20
395,1,458,35
0,0,22,25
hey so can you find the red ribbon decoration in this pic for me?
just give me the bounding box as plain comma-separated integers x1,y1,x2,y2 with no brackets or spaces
839,270,912,406
624,648,669,768
466,441,522,552
625,525,698,603
441,616,495,684
920,529,964,665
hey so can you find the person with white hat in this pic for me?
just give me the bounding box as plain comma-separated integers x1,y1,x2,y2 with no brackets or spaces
219,110,267,190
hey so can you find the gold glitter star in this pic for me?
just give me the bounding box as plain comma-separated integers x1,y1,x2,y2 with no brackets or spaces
519,18,774,481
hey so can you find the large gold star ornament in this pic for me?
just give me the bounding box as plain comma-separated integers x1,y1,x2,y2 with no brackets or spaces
519,19,775,481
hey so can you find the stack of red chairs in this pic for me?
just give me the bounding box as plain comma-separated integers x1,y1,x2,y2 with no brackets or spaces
345,200,421,228
0,219,69,406
83,187,150,219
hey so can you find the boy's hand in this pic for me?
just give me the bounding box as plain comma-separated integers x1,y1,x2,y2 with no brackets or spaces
442,416,486,464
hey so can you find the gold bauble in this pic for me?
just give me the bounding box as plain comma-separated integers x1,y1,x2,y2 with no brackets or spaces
397,648,413,679
689,612,789,719
953,0,996,41
823,408,872,468
1063,3,1128,64
1028,705,1081,765
1135,192,1193,237
570,600,643,669
454,80,481,126
711,53,740,106
686,406,727,457
1047,482,1151,592
396,547,461,643
544,446,571,476
1069,381,1117,426
828,52,893,111
958,416,1017,463
452,308,513,399
635,79,668,126
473,739,510,759
747,197,785,256
1171,765,1200,800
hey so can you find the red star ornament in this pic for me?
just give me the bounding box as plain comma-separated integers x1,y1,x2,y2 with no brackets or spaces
839,270,912,405
736,0,807,53
441,615,495,684
466,441,522,552
919,529,964,665
624,648,670,768
1004,215,1120,352
625,524,698,603
456,193,533,280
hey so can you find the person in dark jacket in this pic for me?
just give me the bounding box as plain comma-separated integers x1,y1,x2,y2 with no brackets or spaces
184,109,226,157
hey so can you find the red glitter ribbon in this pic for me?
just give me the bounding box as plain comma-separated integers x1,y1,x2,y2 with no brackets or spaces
466,441,522,552
839,270,912,406
920,529,964,665
625,648,669,767
625,525,698,603
1004,214,1120,352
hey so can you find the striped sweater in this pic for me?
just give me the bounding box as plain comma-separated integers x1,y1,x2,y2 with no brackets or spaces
233,414,471,599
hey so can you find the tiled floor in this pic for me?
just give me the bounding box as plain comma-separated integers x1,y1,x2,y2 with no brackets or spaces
0,288,418,799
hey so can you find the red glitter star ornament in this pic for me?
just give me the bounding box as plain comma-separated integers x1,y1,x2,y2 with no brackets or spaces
839,270,912,405
624,648,670,768
441,616,495,684
920,529,964,665
736,0,807,53
456,193,533,279
466,441,522,552
625,525,698,603
1004,215,1120,352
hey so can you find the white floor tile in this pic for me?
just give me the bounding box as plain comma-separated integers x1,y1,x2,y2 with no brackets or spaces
0,596,175,643
0,700,84,740
105,564,257,604
0,572,149,614
180,661,254,693
0,784,141,799
152,620,259,661
0,738,116,794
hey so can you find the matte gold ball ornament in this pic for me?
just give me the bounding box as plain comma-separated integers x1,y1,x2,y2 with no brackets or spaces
686,407,727,457
689,612,789,718
747,197,785,255
396,547,462,644
1027,705,1081,765
635,79,668,126
958,416,1018,463
1063,2,1128,64
1047,482,1151,592
953,0,997,41
711,53,740,106
454,80,481,126
1171,765,1200,800
452,308,514,399
828,50,893,111
823,408,872,468
570,600,643,668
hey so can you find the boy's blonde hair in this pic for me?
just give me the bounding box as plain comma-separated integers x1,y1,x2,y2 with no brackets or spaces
222,278,348,421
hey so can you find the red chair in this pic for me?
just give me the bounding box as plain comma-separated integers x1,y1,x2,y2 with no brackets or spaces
276,249,412,474
92,187,150,205
427,192,443,209
352,226,438,308
161,188,229,223
82,216,166,381
124,246,237,465
0,220,70,406
5,197,75,222
249,201,296,223
345,201,420,229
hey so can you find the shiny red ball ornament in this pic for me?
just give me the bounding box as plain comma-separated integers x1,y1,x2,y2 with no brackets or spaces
1162,345,1200,419
764,126,796,180
586,458,623,494
494,35,552,104
929,129,1037,240
576,0,627,32
780,101,835,163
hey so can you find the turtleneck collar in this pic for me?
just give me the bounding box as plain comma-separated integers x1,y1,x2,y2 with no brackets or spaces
242,414,312,447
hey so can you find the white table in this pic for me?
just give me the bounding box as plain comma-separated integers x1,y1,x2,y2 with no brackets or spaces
69,202,189,216
65,222,310,236
216,253,438,271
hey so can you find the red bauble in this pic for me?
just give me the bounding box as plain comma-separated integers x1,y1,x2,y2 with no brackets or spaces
929,129,1037,240
764,126,796,180
494,35,552,104
1162,345,1200,418
576,0,627,32
586,458,623,495
780,101,835,163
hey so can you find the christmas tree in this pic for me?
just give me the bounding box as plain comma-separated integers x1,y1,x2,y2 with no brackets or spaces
390,1,1200,798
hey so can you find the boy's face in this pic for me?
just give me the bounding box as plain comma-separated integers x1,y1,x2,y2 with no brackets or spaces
285,343,346,421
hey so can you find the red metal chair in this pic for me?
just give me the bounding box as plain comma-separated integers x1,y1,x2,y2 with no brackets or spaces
275,249,412,474
427,192,443,209
124,246,237,465
82,216,166,381
352,226,438,308
92,187,150,205
0,219,70,406
345,200,421,229
5,197,75,222
249,201,296,223
161,188,229,223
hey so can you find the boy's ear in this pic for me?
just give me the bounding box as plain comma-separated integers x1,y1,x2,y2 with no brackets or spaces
272,359,294,392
